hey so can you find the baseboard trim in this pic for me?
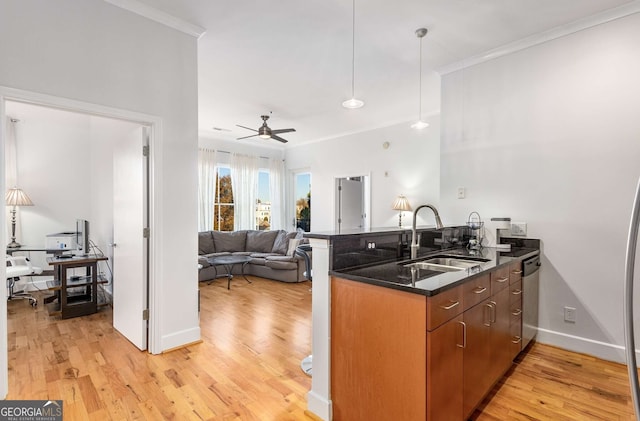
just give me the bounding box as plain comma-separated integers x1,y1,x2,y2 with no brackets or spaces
537,328,629,364
162,339,203,354
306,390,332,421
160,327,201,353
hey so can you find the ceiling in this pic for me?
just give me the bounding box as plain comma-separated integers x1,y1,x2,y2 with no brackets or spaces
136,0,635,147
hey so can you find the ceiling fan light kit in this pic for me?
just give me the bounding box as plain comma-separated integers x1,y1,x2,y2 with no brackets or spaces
343,0,364,109
412,27,429,130
237,114,296,143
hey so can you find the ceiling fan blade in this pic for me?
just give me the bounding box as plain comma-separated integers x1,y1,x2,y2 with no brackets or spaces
270,134,289,143
236,124,258,132
237,134,259,140
270,128,296,135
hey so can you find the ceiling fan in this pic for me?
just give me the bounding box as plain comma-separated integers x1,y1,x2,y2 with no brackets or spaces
237,115,296,143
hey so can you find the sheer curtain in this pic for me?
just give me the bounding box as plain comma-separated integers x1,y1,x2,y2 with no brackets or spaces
269,158,286,230
230,153,258,230
197,148,216,231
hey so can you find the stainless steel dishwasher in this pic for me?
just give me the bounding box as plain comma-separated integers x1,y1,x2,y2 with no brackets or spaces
522,253,541,349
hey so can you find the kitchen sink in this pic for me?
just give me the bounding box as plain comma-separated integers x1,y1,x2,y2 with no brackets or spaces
422,257,486,269
403,256,490,273
404,262,465,272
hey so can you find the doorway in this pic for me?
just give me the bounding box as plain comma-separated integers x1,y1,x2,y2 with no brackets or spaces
335,175,371,232
1,87,159,395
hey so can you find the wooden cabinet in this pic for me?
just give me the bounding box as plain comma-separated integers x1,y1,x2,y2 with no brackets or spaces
462,297,493,417
331,260,524,421
509,260,524,357
427,314,463,421
331,277,427,421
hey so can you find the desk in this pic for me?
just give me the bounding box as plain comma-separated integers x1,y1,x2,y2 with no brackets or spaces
6,246,67,256
6,247,66,277
208,255,252,289
45,255,108,319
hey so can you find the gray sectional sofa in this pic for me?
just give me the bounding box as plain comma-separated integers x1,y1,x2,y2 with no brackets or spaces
198,229,309,283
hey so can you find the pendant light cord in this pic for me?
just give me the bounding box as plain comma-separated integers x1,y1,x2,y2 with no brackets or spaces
351,0,356,98
418,34,423,120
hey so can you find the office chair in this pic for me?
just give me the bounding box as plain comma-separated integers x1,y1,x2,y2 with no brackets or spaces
295,243,313,376
6,255,42,307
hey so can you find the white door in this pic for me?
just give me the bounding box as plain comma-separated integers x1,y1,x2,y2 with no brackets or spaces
336,178,364,231
113,126,148,350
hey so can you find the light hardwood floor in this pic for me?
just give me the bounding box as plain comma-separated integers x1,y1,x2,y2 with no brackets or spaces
6,277,638,420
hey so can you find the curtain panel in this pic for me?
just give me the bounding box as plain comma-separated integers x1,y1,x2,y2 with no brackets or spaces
230,153,258,230
269,158,286,230
197,148,216,231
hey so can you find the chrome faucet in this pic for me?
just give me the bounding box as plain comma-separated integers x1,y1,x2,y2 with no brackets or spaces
411,204,444,259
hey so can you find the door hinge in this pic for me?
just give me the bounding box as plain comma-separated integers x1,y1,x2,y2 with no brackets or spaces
142,309,149,320
143,145,149,156
143,227,150,238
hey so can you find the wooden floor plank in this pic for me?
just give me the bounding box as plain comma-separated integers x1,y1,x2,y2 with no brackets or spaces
7,276,639,420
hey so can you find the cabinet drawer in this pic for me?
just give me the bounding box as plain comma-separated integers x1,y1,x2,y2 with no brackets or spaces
490,266,510,294
462,274,491,311
509,261,523,285
427,285,463,331
509,322,523,357
510,300,522,325
510,280,523,305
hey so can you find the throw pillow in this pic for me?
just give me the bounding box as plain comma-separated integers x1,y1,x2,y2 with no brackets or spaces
198,232,215,255
246,230,279,253
287,238,301,256
272,230,297,255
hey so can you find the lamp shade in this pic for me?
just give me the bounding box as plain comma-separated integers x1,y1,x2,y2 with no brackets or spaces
6,187,33,207
392,195,412,212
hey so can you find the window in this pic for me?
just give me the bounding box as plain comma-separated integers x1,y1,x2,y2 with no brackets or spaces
214,167,234,231
294,172,311,232
256,170,271,230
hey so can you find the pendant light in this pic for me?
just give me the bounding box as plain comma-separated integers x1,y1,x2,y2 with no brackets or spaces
342,0,364,109
411,28,429,129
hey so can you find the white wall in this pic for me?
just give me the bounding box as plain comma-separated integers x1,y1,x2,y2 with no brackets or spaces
285,117,441,232
440,13,640,362
5,103,137,291
0,0,199,397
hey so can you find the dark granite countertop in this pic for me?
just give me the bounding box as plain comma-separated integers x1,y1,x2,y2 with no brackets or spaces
330,246,539,297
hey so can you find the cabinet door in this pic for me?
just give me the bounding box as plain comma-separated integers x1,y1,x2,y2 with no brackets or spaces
463,299,493,419
331,277,427,421
427,314,463,421
490,287,512,381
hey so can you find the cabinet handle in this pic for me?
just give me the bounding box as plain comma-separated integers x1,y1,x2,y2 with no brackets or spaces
457,321,467,348
512,336,522,344
495,277,508,283
473,286,487,294
489,301,497,323
511,309,523,316
511,289,522,295
440,300,460,311
483,303,493,326
512,270,523,275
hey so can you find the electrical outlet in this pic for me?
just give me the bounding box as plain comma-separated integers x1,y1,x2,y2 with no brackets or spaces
564,306,576,323
511,222,527,236
457,187,466,199
366,242,376,250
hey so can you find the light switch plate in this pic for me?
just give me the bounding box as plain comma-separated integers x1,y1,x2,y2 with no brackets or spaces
457,187,465,199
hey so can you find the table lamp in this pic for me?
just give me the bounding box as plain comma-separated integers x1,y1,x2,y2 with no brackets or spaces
6,187,33,249
392,194,412,228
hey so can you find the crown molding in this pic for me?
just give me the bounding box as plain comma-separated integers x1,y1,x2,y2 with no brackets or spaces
437,1,640,75
104,0,206,39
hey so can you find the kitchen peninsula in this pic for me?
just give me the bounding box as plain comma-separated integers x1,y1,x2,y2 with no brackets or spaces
304,226,539,421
